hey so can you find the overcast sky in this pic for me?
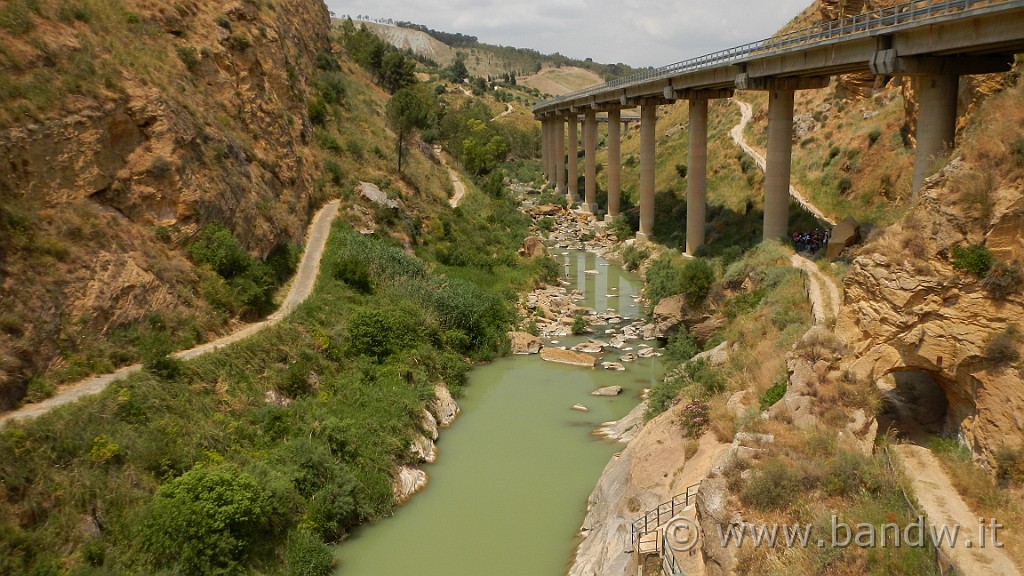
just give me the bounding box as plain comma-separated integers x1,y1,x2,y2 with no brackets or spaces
323,0,813,68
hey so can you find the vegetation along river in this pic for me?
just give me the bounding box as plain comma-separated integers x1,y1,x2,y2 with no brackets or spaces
334,249,664,574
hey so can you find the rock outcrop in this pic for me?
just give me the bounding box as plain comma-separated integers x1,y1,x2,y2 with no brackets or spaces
837,160,1024,463
508,331,542,355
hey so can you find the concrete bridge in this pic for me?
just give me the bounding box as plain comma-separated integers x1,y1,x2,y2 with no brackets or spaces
534,0,1024,252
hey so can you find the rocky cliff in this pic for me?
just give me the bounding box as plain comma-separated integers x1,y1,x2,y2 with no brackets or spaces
838,79,1024,465
0,0,334,408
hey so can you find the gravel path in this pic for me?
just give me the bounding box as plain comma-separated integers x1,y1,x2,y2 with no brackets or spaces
0,200,341,427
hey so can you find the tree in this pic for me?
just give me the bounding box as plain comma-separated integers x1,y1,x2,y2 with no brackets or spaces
379,50,416,94
448,56,468,84
386,85,434,172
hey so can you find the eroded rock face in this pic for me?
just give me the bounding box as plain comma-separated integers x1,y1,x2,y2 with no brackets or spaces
518,235,547,258
431,384,460,428
837,163,1024,463
0,0,333,408
392,466,428,505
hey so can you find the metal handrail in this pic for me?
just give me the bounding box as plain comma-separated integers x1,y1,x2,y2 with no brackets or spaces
630,483,701,549
534,0,1016,112
661,530,685,576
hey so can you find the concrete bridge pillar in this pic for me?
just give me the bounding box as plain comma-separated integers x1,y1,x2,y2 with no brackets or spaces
637,101,657,241
913,74,958,193
686,98,709,255
583,109,598,214
541,119,551,183
554,116,566,195
763,88,795,240
567,113,579,203
606,108,622,221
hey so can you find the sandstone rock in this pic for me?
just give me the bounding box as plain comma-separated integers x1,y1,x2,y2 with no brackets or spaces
431,384,460,428
573,339,606,354
572,404,589,412
541,347,597,367
264,389,292,407
508,331,542,355
518,236,547,258
637,347,657,359
619,353,636,363
693,340,730,367
600,363,626,372
827,215,861,258
409,434,437,464
393,466,427,505
652,294,685,335
592,385,624,396
356,181,402,210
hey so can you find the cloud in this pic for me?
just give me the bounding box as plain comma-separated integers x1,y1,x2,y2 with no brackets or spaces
325,0,815,67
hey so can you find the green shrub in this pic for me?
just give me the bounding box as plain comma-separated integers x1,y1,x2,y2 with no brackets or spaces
664,331,698,362
143,466,270,575
679,257,715,304
759,377,787,410
674,163,688,178
285,531,334,576
723,288,766,320
225,33,251,51
740,458,801,511
0,1,35,34
621,244,648,271
981,260,1022,299
571,314,588,335
994,445,1024,487
644,254,683,305
139,332,184,381
176,47,201,72
334,257,372,293
951,243,992,278
307,99,328,126
837,176,853,195
868,128,882,146
345,305,425,361
608,216,634,240
536,216,554,232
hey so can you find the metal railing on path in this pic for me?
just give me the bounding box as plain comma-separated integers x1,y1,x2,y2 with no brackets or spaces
535,0,1016,112
630,482,701,551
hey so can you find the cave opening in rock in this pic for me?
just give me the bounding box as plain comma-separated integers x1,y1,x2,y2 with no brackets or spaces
876,370,952,442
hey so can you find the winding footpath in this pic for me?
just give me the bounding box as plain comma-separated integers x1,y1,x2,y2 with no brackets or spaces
728,97,841,325
731,98,1020,574
730,98,836,226
0,200,341,427
435,145,467,208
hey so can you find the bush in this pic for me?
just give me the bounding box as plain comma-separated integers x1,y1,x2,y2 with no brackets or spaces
285,531,334,576
679,258,715,304
740,458,801,511
868,128,882,146
994,445,1024,487
951,243,992,278
571,314,588,335
837,176,853,195
307,98,328,126
1011,137,1024,167
986,325,1021,364
345,305,426,361
674,163,688,178
608,216,635,240
644,254,683,305
334,257,372,294
678,399,709,438
225,33,251,51
982,260,1022,299
621,244,648,271
760,377,787,409
664,331,698,362
176,47,201,72
143,466,270,575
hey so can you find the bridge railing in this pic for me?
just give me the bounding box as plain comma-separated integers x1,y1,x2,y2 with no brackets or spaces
535,0,1015,111
661,530,685,576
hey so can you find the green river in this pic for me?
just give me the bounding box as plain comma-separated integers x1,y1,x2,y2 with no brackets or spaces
334,250,662,575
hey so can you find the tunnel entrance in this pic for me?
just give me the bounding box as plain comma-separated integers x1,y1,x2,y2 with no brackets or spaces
876,370,952,442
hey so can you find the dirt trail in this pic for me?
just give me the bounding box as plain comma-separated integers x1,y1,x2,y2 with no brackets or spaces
730,98,836,226
491,102,513,121
728,97,842,324
892,444,1022,576
435,145,467,208
0,200,341,427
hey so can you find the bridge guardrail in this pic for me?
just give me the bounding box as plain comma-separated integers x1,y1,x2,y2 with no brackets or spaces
535,0,1016,111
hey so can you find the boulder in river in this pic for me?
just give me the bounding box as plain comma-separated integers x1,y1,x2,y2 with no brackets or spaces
540,347,597,367
592,385,624,396
508,331,543,354
572,404,590,412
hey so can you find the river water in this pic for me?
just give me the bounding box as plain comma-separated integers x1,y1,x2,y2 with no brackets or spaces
334,250,662,575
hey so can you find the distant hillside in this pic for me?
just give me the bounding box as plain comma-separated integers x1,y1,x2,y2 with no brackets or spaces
341,19,636,84
518,66,605,97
